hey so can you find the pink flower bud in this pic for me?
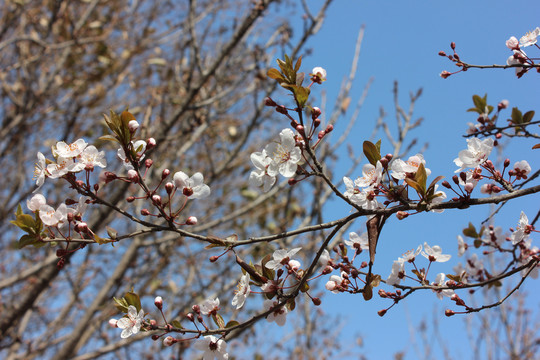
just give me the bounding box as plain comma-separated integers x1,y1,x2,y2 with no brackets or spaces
325,124,334,133
108,319,118,328
147,137,157,148
445,309,455,317
318,130,326,139
186,313,195,321
163,336,175,346
311,107,322,118
186,216,198,225
152,195,161,205
162,168,170,179
440,70,452,79
288,259,301,271
505,36,519,50
498,99,509,110
128,120,139,132
438,51,447,57
145,159,153,168
154,296,163,309
127,169,139,182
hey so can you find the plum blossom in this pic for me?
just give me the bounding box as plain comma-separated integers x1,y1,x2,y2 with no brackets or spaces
232,274,250,310
356,161,383,188
39,203,68,227
421,242,451,263
431,273,455,300
390,154,431,180
519,27,540,47
344,232,369,252
263,299,288,326
511,211,532,245
33,152,47,191
318,249,331,268
193,335,229,360
115,305,144,339
173,171,211,199
265,247,301,270
311,66,327,83
47,156,78,178
53,139,88,158
117,140,147,170
401,244,422,262
506,50,527,76
454,138,494,172
77,145,107,170
27,193,47,212
513,160,531,180
343,177,382,210
386,259,405,286
249,150,277,192
429,185,447,213
465,253,484,277
457,235,467,256
506,36,519,50
265,128,301,178
200,298,220,315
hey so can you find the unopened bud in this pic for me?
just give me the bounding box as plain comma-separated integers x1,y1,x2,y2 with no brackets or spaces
296,125,304,135
141,208,150,216
312,297,322,306
498,99,509,111
264,97,277,107
276,105,288,115
442,180,451,189
154,296,163,309
445,309,455,317
495,133,502,139
377,309,387,317
186,313,195,321
152,195,161,205
378,289,388,298
452,175,460,185
504,158,511,168
145,159,153,168
311,107,322,119
162,168,170,179
186,216,198,225
108,319,118,328
75,222,88,233
192,305,200,314
163,336,176,346
288,178,297,186
147,137,157,149
440,70,451,79
450,42,456,50
127,169,139,182
56,249,67,257
128,120,139,132
325,124,334,133
396,211,409,220
209,255,219,262
318,130,326,139
165,182,174,194
151,334,160,341
126,196,136,202
438,51,447,57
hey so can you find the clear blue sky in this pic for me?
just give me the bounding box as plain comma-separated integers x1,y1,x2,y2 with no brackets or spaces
287,1,540,358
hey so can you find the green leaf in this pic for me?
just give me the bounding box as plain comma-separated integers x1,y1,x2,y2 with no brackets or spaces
472,94,487,112
523,110,535,124
267,68,284,82
294,55,302,72
473,239,482,248
171,320,183,329
363,140,381,166
462,222,478,238
292,86,310,107
11,213,37,233
212,313,225,329
94,234,115,245
18,234,39,249
404,178,424,197
125,291,142,312
113,297,129,312
511,107,523,124
98,134,120,143
225,320,240,329
413,163,427,195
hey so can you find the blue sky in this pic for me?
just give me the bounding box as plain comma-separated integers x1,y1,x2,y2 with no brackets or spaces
287,1,540,358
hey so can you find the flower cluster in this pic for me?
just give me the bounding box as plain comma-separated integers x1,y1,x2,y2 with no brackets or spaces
249,128,302,192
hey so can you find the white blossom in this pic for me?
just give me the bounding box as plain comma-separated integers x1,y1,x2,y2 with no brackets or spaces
194,335,228,360
232,274,250,310
116,305,144,339
454,138,494,172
